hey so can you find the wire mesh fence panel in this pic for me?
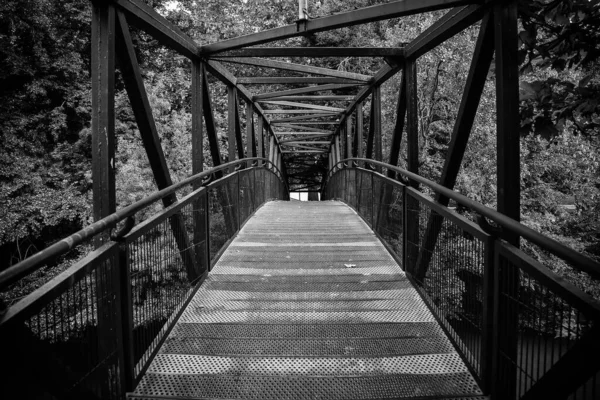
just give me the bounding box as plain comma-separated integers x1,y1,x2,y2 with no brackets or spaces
0,244,123,400
0,242,96,308
264,168,272,201
372,178,404,265
357,170,373,227
191,192,209,275
495,242,600,400
254,168,265,209
325,163,600,399
405,189,491,383
345,168,357,209
124,199,202,379
209,182,237,263
0,163,288,400
239,169,255,226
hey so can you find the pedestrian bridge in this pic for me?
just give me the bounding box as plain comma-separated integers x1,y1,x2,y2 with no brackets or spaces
1,1,600,399
133,201,482,399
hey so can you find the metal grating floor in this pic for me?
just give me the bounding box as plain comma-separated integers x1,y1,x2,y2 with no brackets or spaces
131,201,484,400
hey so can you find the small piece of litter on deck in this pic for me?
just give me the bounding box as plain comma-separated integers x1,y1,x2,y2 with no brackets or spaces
345,264,356,268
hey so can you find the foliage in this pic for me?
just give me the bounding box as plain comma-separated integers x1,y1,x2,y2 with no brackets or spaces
0,0,92,269
0,1,598,303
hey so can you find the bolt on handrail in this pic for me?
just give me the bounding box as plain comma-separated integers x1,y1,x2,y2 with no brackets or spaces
0,158,286,288
326,158,600,280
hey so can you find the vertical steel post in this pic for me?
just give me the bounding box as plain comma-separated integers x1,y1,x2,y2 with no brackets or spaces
481,234,496,393
246,102,255,160
335,135,341,170
492,1,520,398
298,0,308,20
356,102,363,166
346,115,353,160
117,245,135,391
236,172,241,232
370,173,375,228
373,85,382,166
227,86,237,173
402,185,408,272
205,189,211,271
91,1,116,244
405,58,420,276
388,71,407,176
257,116,264,162
192,60,207,274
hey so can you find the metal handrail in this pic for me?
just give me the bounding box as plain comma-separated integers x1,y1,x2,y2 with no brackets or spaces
326,158,600,279
0,158,286,288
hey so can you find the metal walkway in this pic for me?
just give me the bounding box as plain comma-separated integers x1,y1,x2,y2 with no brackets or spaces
132,201,484,400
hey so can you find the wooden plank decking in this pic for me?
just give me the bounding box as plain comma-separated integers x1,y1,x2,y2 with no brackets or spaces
132,201,484,400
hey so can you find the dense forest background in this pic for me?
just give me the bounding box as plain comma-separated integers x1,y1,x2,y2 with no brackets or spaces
0,0,598,293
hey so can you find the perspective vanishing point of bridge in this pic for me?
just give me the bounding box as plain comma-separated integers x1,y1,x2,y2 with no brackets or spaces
1,1,600,400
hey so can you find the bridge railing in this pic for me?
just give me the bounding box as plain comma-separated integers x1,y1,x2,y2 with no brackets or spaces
325,159,600,400
0,159,287,399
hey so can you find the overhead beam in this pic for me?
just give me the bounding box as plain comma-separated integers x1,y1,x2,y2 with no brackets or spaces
281,141,330,146
254,83,361,100
278,135,332,143
214,57,371,81
273,124,332,133
215,47,405,58
275,132,333,136
291,184,325,191
266,95,355,102
406,4,488,59
204,59,284,150
259,100,345,112
269,114,340,123
272,121,339,125
283,145,328,152
200,0,476,54
112,0,198,59
263,110,340,115
237,77,363,85
282,150,327,154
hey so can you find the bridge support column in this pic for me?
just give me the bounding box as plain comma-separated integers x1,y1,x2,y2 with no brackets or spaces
91,1,116,235
492,1,520,399
257,116,264,162
246,102,256,159
354,102,363,166
404,58,420,276
191,60,209,274
346,115,353,160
